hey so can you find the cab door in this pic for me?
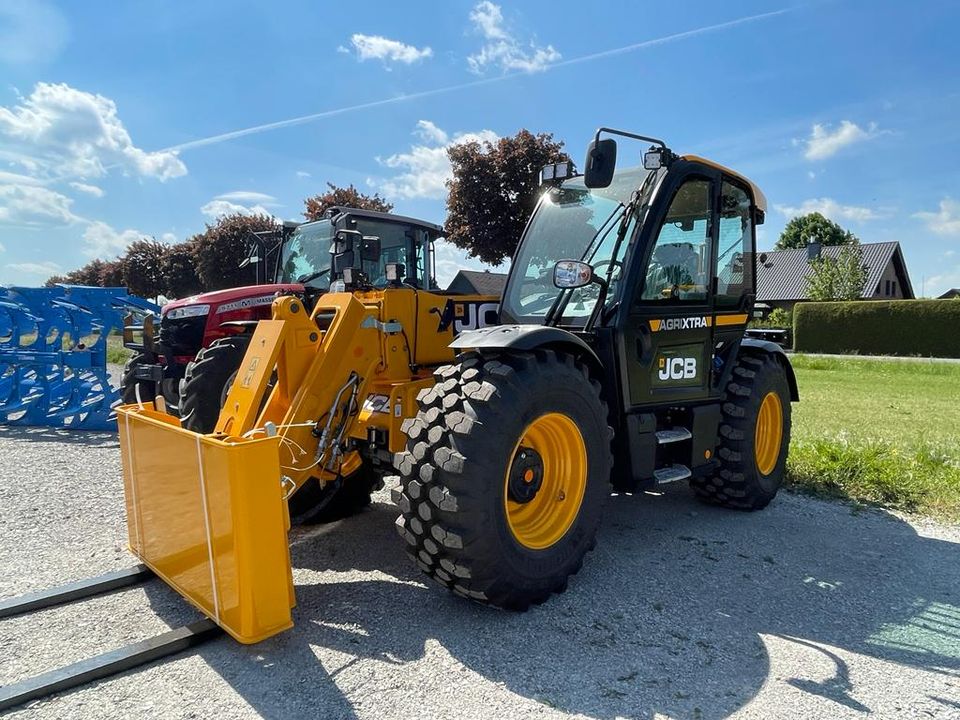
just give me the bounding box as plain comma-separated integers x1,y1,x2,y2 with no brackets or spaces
619,166,719,408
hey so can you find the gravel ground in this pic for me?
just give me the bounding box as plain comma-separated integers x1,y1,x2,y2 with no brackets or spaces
1,425,959,720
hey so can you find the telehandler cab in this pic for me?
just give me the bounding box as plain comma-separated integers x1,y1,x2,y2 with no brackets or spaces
109,128,796,644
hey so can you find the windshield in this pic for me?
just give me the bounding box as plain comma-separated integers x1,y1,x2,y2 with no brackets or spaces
279,220,334,288
502,167,653,325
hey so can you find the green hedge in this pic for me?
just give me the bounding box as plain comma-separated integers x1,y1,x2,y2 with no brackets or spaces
794,300,960,357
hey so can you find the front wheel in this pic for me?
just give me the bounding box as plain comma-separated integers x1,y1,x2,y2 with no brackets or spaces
179,335,251,433
392,350,612,610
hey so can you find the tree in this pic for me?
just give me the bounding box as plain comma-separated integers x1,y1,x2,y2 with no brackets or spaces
64,259,109,286
191,213,280,291
99,260,125,287
304,183,393,221
122,239,167,299
806,245,869,301
161,242,201,299
776,212,858,250
445,129,569,265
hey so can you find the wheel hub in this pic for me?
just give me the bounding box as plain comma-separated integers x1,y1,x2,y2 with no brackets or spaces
507,446,544,504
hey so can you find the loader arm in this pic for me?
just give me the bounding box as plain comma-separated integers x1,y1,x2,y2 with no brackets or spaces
115,288,498,643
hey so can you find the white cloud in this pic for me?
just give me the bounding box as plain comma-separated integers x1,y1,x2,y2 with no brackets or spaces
160,232,177,244
433,239,507,288
200,199,272,220
6,260,62,275
0,82,187,181
0,1,68,65
914,198,960,236
467,1,560,74
214,190,276,204
0,170,43,186
926,265,960,298
0,241,5,252
69,181,104,197
802,120,879,161
378,121,498,199
774,197,882,223
0,183,79,225
82,220,146,257
296,170,311,178
349,34,432,65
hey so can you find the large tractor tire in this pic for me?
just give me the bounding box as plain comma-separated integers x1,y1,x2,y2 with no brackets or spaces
120,352,156,405
392,349,612,610
690,353,792,510
179,335,251,433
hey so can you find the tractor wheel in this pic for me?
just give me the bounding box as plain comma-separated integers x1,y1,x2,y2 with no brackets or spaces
288,468,380,524
690,353,792,510
392,349,612,610
179,335,251,433
120,352,156,405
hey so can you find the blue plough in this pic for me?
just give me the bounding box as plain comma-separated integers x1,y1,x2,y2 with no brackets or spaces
0,285,159,430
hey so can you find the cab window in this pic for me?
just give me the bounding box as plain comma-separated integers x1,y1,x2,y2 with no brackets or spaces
715,180,754,307
640,178,712,302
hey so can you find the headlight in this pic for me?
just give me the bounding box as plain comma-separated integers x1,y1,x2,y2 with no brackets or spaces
165,304,210,320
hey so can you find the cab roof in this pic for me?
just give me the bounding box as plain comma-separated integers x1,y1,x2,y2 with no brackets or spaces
681,155,767,212
325,206,444,237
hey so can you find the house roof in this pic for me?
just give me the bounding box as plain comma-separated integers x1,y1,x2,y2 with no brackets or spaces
446,269,508,296
938,288,960,299
756,241,914,302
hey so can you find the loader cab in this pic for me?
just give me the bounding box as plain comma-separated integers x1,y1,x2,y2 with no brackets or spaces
499,135,766,411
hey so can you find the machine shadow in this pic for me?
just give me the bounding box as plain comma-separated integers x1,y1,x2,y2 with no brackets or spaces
150,486,960,720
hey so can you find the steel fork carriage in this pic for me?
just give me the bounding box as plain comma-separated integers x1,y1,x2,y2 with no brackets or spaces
0,285,159,429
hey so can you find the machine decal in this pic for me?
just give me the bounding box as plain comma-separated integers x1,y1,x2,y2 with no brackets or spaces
649,313,748,332
240,357,260,388
217,295,277,314
436,300,499,335
362,394,391,414
653,344,703,387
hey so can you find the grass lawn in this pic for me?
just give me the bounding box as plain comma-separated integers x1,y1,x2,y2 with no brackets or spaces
106,334,132,365
786,354,960,520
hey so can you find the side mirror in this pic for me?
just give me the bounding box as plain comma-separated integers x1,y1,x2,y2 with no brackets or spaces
332,250,355,274
583,138,617,189
553,260,594,289
359,236,381,263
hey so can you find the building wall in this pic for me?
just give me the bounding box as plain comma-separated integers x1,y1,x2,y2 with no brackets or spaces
869,260,905,300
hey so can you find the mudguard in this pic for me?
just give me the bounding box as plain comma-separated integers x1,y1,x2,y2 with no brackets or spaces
450,325,602,371
741,337,799,401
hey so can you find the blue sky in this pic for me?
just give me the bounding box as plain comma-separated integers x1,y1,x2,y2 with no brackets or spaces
1,0,959,295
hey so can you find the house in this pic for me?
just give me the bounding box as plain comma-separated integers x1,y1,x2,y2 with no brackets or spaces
756,241,914,312
446,269,508,297
938,288,960,299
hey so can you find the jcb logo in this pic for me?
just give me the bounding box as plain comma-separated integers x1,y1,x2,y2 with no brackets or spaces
437,300,499,335
658,356,697,381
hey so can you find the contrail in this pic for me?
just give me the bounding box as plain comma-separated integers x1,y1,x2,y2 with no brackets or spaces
161,7,793,154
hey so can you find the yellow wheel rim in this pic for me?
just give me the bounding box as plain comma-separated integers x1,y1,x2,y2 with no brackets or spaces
504,412,587,550
755,391,783,476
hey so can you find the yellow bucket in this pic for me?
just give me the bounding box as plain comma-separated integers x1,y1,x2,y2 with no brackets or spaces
117,405,294,644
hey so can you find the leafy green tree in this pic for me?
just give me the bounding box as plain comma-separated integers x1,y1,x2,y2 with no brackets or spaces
776,212,858,250
445,129,569,265
806,245,869,301
304,183,393,221
190,213,280,291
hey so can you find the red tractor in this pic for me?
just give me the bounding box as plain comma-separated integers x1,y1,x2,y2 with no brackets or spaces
122,207,444,433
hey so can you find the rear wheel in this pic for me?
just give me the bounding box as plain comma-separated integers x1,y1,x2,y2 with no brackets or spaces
392,350,611,609
690,352,792,510
288,468,380,524
179,335,251,433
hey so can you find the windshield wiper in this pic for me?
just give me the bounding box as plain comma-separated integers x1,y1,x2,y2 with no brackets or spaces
295,268,330,284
